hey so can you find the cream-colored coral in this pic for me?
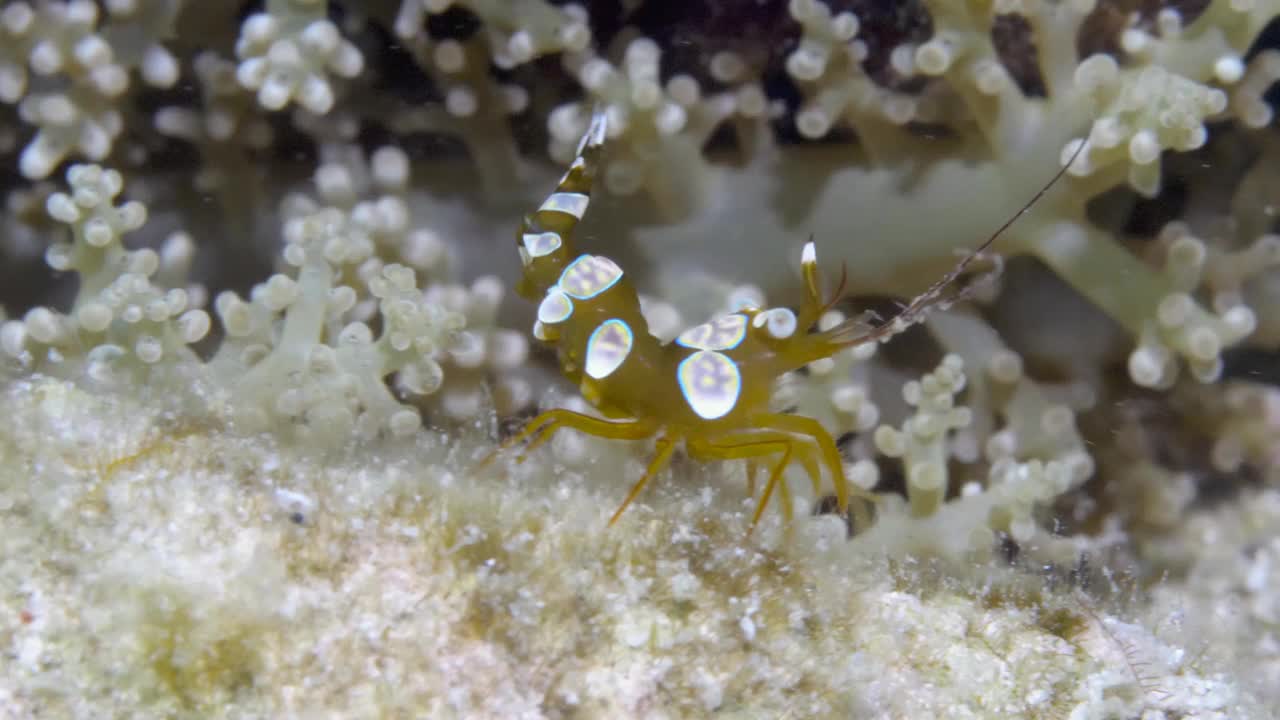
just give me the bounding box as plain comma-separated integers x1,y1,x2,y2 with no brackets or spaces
0,165,211,377
423,275,534,423
154,52,275,192
0,0,189,178
873,354,973,518
234,0,364,114
784,0,918,146
397,0,590,68
1066,56,1227,197
548,36,756,219
210,205,462,442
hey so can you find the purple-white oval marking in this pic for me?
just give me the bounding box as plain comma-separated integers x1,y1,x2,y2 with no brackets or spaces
559,254,623,300
585,318,634,380
677,350,742,420
538,287,574,324
676,313,748,351
523,231,562,259
540,192,589,220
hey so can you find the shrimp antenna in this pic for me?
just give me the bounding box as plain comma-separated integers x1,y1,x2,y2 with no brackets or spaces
826,138,1088,347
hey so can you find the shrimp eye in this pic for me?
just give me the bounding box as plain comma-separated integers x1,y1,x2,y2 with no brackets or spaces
752,308,797,339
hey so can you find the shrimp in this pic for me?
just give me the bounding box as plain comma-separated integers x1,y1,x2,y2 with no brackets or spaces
484,109,1080,533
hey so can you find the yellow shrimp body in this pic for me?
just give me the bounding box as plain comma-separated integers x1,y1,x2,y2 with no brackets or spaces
490,109,1078,532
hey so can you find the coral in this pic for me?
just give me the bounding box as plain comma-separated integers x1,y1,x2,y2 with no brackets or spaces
0,159,474,444
210,247,456,442
397,0,592,69
1143,486,1280,706
153,52,276,193
1,0,1280,715
1,0,184,179
0,165,210,381
379,0,591,192
785,0,919,144
207,205,463,441
872,354,975,518
547,36,755,219
234,0,364,115
423,275,535,423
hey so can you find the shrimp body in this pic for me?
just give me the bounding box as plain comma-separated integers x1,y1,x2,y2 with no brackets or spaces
491,109,1078,532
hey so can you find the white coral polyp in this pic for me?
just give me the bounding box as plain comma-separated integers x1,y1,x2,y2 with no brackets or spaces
10,164,209,377
235,9,363,114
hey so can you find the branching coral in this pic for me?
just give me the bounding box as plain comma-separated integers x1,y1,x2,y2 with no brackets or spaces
210,243,456,442
153,52,276,193
786,0,920,146
0,165,210,381
0,0,186,179
397,0,592,69
0,159,476,445
872,354,974,518
380,0,590,192
1,0,1280,714
208,195,464,442
234,0,363,115
547,34,771,219
423,275,535,423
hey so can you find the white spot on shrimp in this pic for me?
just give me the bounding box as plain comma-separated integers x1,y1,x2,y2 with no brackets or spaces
802,241,816,265
577,109,609,155
559,254,623,299
540,192,589,219
678,351,742,420
522,231,562,258
751,308,797,339
537,288,574,324
676,313,748,351
585,318,633,379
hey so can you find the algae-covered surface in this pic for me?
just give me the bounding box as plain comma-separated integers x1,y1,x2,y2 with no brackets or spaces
1,377,1268,718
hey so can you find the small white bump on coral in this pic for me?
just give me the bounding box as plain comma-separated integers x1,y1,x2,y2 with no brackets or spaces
7,164,210,375
424,275,535,423
1068,54,1232,196
874,354,971,518
1116,222,1271,389
3,0,194,178
1231,50,1280,128
214,205,463,443
234,1,364,114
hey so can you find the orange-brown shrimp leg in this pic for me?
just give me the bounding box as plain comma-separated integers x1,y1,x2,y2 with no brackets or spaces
742,457,802,520
695,424,839,519
608,434,678,526
689,432,814,532
754,443,793,530
475,410,656,471
746,440,822,502
750,413,878,530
